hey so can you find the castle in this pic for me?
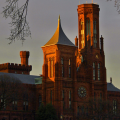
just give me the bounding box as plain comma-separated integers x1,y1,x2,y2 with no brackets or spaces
0,2,120,120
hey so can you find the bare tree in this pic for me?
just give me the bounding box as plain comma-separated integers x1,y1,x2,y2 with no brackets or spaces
2,0,31,44
107,0,120,13
0,74,24,110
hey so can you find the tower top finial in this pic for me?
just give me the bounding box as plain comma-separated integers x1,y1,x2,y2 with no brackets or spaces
79,1,80,5
86,1,87,3
58,15,60,20
92,0,93,3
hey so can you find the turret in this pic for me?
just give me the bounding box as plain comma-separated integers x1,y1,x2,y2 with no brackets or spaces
75,36,78,47
100,35,104,51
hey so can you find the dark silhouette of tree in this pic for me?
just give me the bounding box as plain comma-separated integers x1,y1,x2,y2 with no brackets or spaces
0,74,25,110
2,0,31,44
2,0,119,44
36,103,58,120
77,97,120,120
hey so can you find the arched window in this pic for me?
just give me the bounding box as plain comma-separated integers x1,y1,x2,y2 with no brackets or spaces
93,20,97,48
98,63,100,80
93,62,95,80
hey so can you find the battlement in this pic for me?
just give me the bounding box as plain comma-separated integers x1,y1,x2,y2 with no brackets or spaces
0,63,32,71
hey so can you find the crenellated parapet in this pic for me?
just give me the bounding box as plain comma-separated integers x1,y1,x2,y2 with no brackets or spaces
0,63,32,74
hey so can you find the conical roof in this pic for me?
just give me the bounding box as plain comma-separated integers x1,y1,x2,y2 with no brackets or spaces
43,16,76,47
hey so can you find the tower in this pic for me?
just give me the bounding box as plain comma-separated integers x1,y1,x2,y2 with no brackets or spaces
41,16,77,119
77,3,100,49
74,3,107,118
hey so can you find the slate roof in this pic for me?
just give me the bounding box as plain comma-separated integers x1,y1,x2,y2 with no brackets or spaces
0,72,42,85
43,16,76,47
107,83,120,92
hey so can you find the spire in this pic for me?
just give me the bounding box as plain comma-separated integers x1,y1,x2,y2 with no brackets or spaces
43,17,75,47
58,15,60,20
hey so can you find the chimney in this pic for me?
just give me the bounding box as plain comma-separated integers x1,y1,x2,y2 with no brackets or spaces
110,77,112,84
20,51,30,66
75,36,78,47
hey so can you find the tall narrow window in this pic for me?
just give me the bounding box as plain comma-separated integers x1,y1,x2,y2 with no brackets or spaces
62,90,64,100
81,21,84,48
113,100,117,115
86,19,90,36
62,90,65,109
93,62,95,80
77,106,79,116
93,20,97,48
69,59,71,78
61,58,64,77
98,63,100,80
50,58,53,78
50,90,52,103
94,92,96,101
23,94,28,111
69,90,71,109
39,95,42,107
100,93,102,100
12,95,17,110
1,95,6,110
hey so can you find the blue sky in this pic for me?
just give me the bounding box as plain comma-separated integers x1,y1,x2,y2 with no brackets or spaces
0,0,120,88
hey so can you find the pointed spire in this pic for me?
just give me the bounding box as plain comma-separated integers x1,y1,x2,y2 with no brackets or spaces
79,1,80,5
58,15,60,20
86,1,87,3
92,0,93,3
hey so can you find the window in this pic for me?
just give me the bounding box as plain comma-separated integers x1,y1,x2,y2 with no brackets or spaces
69,59,71,78
77,106,79,116
93,62,95,80
12,100,17,110
113,100,117,115
62,90,65,109
98,63,100,80
93,20,97,48
23,94,28,111
61,58,63,65
69,90,71,109
61,58,64,77
50,90,52,102
39,95,42,107
50,58,53,78
81,21,84,48
62,90,64,100
94,92,96,101
86,19,90,36
1,95,6,110
100,93,102,100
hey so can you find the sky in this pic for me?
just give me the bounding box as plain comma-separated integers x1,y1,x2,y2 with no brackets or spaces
0,0,120,88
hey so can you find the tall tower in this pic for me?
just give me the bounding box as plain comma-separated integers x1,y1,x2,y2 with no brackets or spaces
77,4,100,49
74,3,107,118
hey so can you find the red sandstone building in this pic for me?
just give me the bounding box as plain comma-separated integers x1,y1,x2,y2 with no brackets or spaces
0,2,120,120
